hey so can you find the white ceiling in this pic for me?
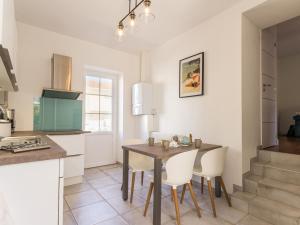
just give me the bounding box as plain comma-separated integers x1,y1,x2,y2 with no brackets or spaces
14,0,242,54
277,16,300,57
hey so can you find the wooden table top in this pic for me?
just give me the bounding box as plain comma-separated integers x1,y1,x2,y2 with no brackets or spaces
122,143,222,159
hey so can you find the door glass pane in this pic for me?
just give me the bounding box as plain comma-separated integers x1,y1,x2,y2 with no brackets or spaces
86,76,99,94
85,114,99,131
100,96,112,113
85,95,99,113
100,78,112,96
100,114,112,131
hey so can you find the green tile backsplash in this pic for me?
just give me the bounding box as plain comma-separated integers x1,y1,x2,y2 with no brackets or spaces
34,97,82,131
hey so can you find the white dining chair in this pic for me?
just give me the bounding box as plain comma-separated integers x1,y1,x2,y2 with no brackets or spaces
123,139,154,203
182,147,231,217
143,150,201,225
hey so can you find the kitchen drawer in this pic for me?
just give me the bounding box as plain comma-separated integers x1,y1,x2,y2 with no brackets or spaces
48,134,85,156
64,155,84,178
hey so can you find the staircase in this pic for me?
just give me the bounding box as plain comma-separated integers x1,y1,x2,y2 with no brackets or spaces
232,150,300,225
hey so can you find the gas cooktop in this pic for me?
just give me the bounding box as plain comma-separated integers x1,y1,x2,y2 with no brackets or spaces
0,136,50,153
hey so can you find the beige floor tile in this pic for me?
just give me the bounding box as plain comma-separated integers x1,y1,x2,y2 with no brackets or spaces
88,176,119,189
122,209,153,225
64,199,70,212
64,182,92,196
99,164,122,171
180,210,233,225
237,215,272,225
72,202,118,225
103,167,123,176
137,203,173,224
96,184,123,200
64,211,78,225
208,198,246,224
161,196,193,219
95,216,129,225
84,168,109,180
108,195,145,214
65,190,103,209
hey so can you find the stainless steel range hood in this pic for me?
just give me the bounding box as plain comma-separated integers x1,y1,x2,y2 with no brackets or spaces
42,54,82,100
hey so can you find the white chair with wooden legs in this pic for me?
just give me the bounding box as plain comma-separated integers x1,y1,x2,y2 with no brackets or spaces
182,147,231,217
122,139,154,204
143,150,201,225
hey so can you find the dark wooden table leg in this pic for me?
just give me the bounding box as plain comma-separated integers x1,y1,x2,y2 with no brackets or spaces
215,176,222,198
122,149,129,201
153,158,162,225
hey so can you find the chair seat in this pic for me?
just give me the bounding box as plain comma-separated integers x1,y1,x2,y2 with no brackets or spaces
149,172,189,187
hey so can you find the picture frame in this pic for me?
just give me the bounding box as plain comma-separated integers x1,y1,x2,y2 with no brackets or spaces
179,52,204,98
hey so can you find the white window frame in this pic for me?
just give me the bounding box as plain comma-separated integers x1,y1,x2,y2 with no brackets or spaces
84,70,117,135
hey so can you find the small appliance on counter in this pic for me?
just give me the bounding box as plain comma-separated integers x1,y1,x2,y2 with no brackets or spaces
0,136,50,153
0,120,11,137
6,109,15,133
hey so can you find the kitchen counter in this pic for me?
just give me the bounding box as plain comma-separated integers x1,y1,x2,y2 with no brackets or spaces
0,131,67,166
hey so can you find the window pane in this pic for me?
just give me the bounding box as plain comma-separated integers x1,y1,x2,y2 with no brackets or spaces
100,78,112,96
85,114,99,131
100,96,112,113
100,114,112,131
85,95,99,113
86,76,99,94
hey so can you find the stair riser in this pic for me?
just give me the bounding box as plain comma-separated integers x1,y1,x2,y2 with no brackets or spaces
244,179,258,194
258,185,300,209
231,196,249,213
249,202,299,225
264,167,300,186
259,150,300,166
251,164,264,176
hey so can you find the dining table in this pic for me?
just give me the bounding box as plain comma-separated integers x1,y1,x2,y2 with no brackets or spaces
122,142,222,225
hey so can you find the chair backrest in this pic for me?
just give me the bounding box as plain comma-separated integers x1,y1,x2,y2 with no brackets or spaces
165,150,198,186
123,139,153,171
201,147,227,177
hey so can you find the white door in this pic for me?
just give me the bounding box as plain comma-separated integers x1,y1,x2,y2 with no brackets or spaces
84,70,118,167
261,27,278,148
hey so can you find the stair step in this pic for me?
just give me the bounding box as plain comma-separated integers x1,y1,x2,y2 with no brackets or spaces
249,196,300,225
244,175,262,194
237,215,273,225
259,150,300,166
231,191,255,213
264,162,300,186
258,178,300,209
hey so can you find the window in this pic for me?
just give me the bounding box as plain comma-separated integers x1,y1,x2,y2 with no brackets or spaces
85,75,113,132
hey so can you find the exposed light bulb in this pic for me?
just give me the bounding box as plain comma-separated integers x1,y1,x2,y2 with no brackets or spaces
117,23,124,36
144,0,151,16
130,12,136,27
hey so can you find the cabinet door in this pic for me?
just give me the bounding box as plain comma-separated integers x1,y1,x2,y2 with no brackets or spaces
48,134,85,156
0,159,60,225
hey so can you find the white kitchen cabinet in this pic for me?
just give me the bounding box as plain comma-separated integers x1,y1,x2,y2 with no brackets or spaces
0,159,63,225
48,134,85,186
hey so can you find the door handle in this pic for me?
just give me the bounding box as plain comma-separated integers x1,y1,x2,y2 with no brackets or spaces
263,83,272,92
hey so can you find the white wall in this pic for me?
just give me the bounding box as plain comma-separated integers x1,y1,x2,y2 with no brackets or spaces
9,23,140,163
149,0,266,192
241,16,261,173
278,53,300,135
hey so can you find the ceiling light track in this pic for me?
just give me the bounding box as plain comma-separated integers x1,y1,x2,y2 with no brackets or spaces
116,0,154,41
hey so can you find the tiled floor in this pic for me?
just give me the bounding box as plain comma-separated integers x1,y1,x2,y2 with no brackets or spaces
63,164,249,225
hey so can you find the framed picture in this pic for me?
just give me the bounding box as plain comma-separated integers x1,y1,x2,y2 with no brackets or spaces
179,52,204,98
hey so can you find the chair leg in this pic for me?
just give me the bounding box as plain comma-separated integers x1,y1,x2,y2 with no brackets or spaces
143,182,154,216
207,179,217,217
180,184,186,204
171,187,181,225
219,176,232,207
201,177,204,194
141,171,144,186
121,184,123,191
130,172,136,204
187,182,201,218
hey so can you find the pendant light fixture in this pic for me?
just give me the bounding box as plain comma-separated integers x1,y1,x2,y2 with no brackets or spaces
116,0,155,40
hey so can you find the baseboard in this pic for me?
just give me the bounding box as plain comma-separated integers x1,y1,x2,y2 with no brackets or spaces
85,161,118,169
64,176,83,186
